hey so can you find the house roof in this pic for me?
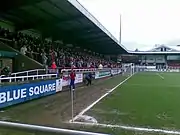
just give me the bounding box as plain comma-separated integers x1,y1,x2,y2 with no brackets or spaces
147,45,179,52
130,45,180,55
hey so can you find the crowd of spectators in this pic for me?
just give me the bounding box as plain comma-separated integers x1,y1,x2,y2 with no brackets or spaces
0,26,119,69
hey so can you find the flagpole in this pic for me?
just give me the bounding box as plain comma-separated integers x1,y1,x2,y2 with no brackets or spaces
71,88,74,122
119,14,122,44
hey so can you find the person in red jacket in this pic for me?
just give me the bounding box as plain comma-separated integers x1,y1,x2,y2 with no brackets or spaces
51,62,57,69
69,69,76,91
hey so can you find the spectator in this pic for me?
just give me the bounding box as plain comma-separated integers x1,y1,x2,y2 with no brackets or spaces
85,72,92,86
1,66,11,76
0,27,119,69
20,45,27,55
41,52,48,66
51,62,57,69
69,69,76,91
98,63,103,70
27,46,34,59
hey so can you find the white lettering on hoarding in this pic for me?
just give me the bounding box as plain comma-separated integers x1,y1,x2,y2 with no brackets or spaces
21,88,27,98
29,83,56,96
0,83,56,104
7,91,13,102
0,89,27,104
0,93,6,103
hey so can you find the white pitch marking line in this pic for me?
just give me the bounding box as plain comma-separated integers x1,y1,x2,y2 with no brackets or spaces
70,74,134,122
156,73,164,79
71,121,180,135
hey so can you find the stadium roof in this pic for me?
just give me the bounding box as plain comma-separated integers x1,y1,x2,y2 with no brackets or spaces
0,0,127,55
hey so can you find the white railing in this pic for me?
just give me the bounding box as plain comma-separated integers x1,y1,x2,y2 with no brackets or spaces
0,69,46,78
12,69,46,77
0,74,57,83
0,68,120,83
0,121,108,135
1,68,118,77
0,69,48,82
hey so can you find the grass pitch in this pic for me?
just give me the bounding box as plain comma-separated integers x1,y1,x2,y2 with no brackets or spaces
1,72,180,135
84,72,180,134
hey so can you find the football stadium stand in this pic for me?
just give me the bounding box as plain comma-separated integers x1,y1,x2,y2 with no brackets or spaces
0,0,128,134
0,0,128,76
2,0,180,134
0,28,120,69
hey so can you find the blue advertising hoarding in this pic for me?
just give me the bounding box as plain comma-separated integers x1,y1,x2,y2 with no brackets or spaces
0,79,61,109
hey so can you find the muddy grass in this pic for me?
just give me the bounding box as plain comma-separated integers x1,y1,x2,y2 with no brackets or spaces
0,75,127,130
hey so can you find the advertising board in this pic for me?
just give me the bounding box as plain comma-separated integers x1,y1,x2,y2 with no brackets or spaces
95,71,111,79
62,73,83,86
56,79,63,92
118,69,122,74
0,79,62,108
169,69,179,72
111,69,120,75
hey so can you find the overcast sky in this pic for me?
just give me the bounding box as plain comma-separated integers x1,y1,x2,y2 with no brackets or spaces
78,0,180,51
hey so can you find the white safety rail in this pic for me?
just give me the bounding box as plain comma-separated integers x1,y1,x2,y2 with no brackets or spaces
0,69,46,78
0,121,108,135
0,68,121,83
12,69,46,77
0,74,57,83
